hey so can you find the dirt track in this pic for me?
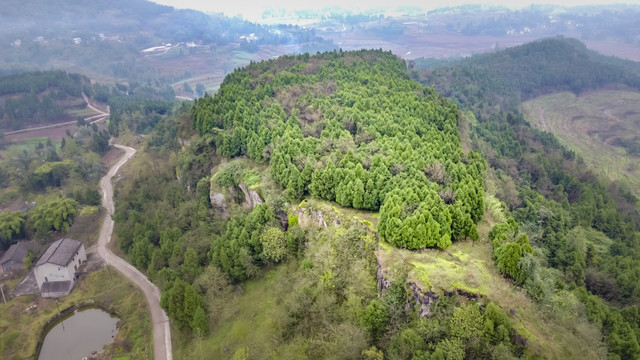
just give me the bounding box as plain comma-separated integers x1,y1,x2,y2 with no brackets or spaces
97,144,173,360
4,93,109,142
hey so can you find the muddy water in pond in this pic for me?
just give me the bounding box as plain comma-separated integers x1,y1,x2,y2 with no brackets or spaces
38,308,119,360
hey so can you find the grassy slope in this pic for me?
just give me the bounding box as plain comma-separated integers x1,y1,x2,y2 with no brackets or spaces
522,89,640,197
172,181,604,359
0,269,152,360
378,210,605,359
174,262,306,360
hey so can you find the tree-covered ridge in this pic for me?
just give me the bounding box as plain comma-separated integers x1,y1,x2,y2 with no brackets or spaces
191,49,485,250
417,37,640,116
410,38,640,359
0,70,91,130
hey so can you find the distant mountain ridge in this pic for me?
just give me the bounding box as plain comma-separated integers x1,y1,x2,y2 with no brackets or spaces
416,37,640,114
0,0,327,48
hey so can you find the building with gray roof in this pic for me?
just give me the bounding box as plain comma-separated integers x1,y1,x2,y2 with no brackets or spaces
0,242,29,273
33,238,86,297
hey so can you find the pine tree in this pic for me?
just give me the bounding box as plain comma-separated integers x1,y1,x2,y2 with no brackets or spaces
352,178,365,209
191,306,209,336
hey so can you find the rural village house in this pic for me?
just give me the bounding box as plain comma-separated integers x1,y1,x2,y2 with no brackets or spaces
0,242,29,274
33,238,86,297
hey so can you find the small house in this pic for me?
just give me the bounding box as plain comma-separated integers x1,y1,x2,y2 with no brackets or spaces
34,238,86,298
0,242,29,274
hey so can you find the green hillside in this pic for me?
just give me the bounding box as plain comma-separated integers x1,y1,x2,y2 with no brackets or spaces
522,89,640,197
107,49,640,359
0,70,97,131
410,38,640,359
416,37,640,118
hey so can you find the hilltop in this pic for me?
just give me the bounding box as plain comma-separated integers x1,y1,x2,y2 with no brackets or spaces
106,49,637,359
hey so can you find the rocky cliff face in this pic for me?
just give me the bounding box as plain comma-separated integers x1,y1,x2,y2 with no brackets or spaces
210,181,262,217
295,207,333,228
376,253,438,318
210,192,228,216
238,183,263,209
248,187,263,207
377,256,392,293
406,282,439,318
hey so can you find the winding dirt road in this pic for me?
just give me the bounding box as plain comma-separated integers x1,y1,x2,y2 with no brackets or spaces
4,93,109,136
97,144,173,360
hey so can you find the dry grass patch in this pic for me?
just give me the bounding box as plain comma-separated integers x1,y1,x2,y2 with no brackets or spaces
523,89,640,197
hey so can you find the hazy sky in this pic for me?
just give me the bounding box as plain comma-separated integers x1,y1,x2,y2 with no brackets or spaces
151,0,640,21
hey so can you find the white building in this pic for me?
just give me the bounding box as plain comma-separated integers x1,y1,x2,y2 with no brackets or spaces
34,238,86,298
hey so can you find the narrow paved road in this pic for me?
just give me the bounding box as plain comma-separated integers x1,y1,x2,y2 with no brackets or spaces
97,144,173,360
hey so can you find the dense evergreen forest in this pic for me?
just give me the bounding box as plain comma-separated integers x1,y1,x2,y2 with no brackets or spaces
0,71,92,130
192,50,486,250
113,50,544,358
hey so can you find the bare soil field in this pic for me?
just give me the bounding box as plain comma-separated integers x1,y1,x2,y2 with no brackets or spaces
326,28,542,59
582,40,640,62
523,89,640,197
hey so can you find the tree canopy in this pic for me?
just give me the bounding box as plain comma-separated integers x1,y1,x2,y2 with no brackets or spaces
191,49,485,250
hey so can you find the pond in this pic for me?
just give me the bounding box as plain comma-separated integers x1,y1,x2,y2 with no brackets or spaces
38,307,119,360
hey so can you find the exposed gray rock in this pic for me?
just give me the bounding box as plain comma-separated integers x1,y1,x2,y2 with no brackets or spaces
295,207,329,228
407,282,438,318
249,187,263,207
377,256,392,293
456,288,480,301
238,184,263,209
376,252,437,318
210,192,227,216
238,184,252,208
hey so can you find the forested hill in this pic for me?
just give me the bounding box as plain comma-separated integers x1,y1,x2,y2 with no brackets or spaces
416,37,640,114
115,49,640,358
412,38,640,359
0,71,96,131
192,49,486,250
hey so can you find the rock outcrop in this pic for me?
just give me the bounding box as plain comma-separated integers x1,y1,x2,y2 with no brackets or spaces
406,282,439,318
295,207,330,228
377,256,392,293
248,187,263,207
376,254,436,318
238,184,263,209
210,192,227,215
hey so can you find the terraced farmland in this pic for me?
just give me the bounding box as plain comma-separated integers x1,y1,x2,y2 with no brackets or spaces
522,89,640,197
